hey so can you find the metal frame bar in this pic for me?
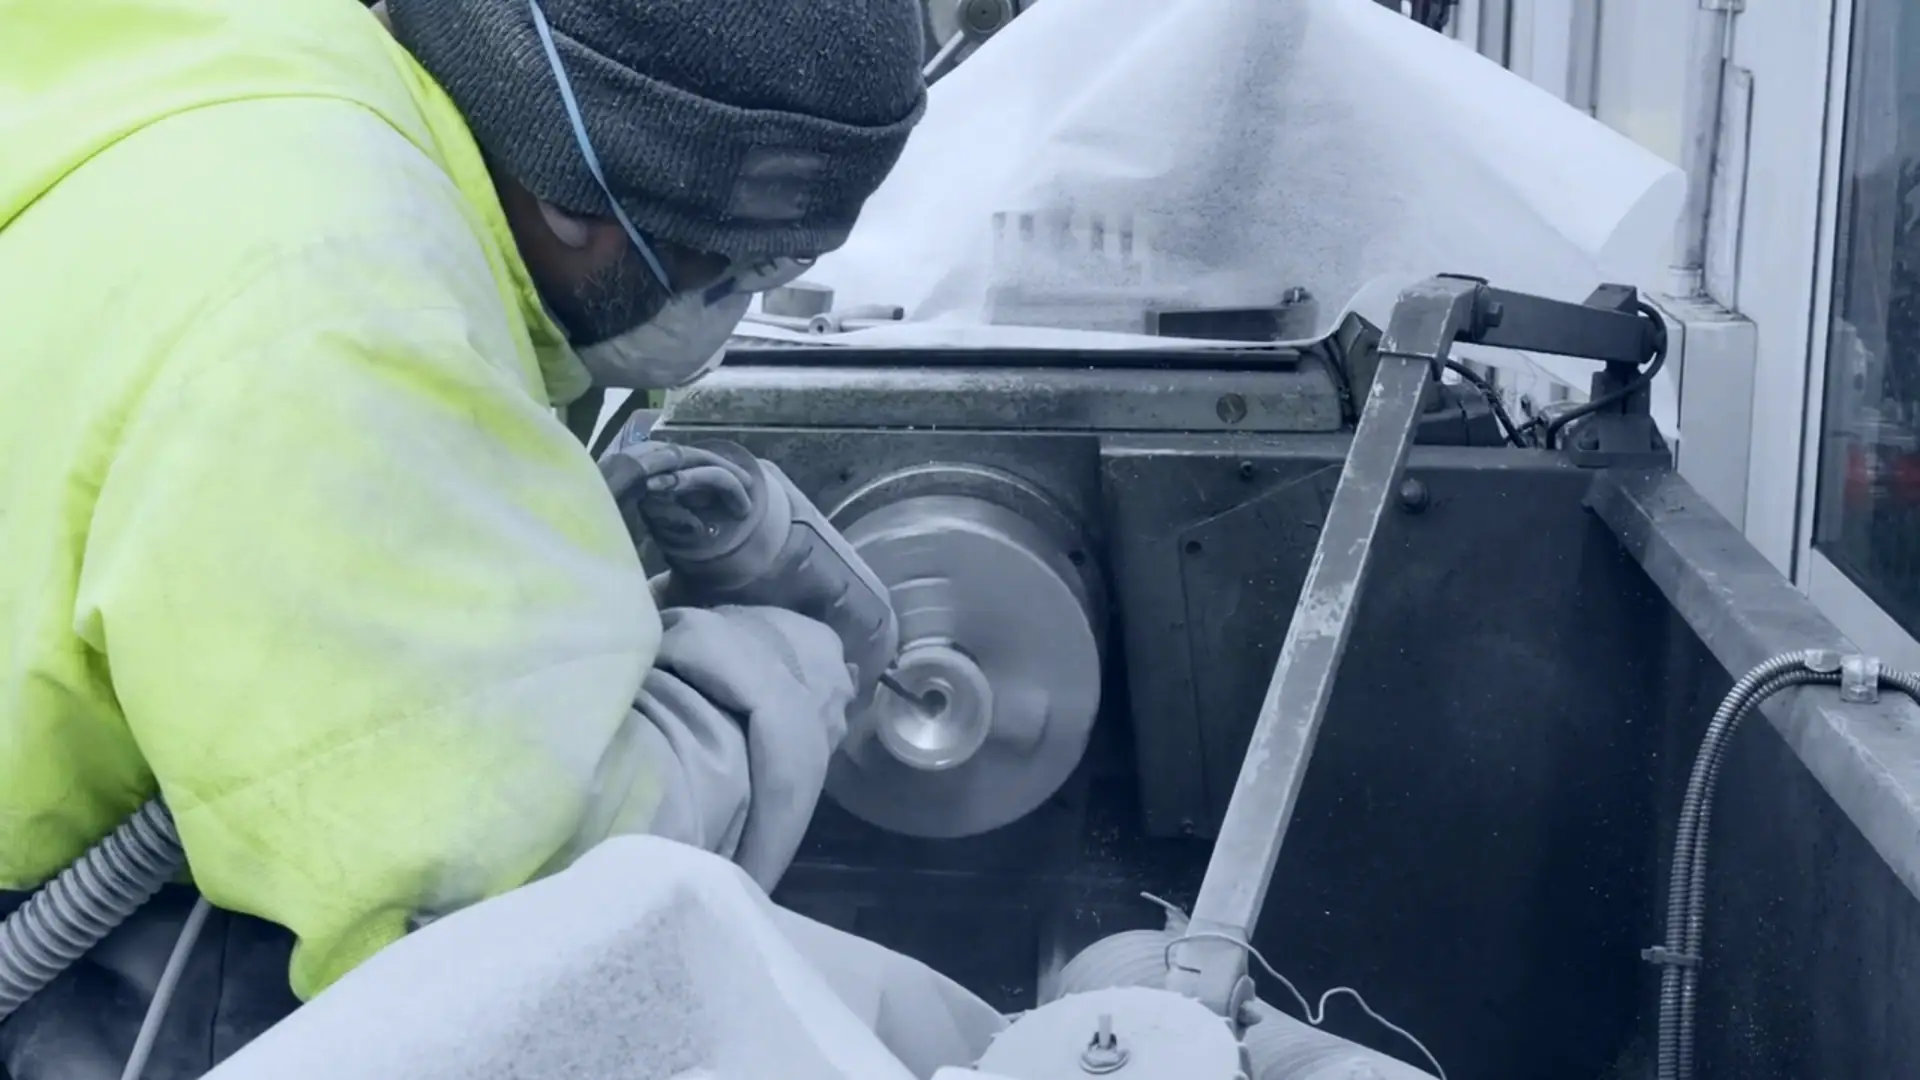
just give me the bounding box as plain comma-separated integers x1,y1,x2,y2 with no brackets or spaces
1170,277,1481,1016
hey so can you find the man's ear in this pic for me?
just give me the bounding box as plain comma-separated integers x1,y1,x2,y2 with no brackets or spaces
538,201,596,250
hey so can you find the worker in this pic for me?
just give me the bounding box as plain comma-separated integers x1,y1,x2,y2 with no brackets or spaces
0,0,926,1076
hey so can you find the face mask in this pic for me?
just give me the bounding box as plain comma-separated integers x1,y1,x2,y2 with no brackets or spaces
574,258,811,388
527,0,811,390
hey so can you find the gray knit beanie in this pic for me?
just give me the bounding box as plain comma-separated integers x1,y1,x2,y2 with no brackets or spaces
387,0,927,260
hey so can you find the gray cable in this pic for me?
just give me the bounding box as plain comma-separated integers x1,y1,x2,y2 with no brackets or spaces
118,896,212,1080
1653,651,1810,1080
0,799,183,1021
1653,655,1920,1080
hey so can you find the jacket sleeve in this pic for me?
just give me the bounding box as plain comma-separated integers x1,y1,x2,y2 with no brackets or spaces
71,236,691,1000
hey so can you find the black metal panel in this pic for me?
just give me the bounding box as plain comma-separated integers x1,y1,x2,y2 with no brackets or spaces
1104,439,1672,1076
1588,469,1920,1080
1691,674,1920,1080
1099,436,1343,837
1611,612,1920,1080
641,412,1920,1079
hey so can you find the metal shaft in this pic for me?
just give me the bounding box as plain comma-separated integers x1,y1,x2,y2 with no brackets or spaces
1170,276,1483,1016
878,669,940,714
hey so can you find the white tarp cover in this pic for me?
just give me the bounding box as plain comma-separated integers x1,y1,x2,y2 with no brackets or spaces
811,0,1684,341
202,837,1006,1080
800,0,1688,434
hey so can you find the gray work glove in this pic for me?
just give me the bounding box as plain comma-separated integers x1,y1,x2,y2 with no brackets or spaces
635,604,853,892
600,440,755,553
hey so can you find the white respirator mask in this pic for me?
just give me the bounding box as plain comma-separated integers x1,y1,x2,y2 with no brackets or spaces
528,0,811,391
573,258,809,390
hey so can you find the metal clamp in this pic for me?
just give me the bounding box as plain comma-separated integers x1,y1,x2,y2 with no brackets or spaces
1841,654,1883,705
1641,945,1700,969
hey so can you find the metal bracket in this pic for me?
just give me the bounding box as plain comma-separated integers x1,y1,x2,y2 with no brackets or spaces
1842,654,1883,705
1641,945,1700,969
1464,283,1667,466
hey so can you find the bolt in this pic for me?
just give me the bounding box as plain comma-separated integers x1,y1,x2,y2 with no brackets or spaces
1398,478,1429,512
964,0,1011,33
1215,393,1248,424
1080,1012,1130,1074
1237,460,1257,481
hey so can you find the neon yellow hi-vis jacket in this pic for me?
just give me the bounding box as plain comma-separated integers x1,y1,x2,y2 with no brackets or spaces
0,0,664,998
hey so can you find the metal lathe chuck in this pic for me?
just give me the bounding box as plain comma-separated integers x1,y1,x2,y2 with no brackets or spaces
827,465,1104,839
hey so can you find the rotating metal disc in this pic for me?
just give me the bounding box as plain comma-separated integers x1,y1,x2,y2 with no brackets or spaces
826,492,1101,838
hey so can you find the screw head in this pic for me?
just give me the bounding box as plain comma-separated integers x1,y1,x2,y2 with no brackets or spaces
1080,1013,1130,1074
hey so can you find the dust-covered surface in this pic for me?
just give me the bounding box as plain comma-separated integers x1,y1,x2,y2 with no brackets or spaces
790,0,1685,430
732,319,1307,351
201,837,1005,1080
809,0,1683,343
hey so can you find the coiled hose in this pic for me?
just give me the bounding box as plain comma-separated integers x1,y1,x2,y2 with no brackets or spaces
0,798,183,1021
1652,651,1920,1080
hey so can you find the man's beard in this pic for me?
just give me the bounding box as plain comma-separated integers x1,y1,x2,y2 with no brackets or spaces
544,243,671,348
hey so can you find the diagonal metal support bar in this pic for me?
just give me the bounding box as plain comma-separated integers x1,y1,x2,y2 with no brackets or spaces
1170,276,1485,1017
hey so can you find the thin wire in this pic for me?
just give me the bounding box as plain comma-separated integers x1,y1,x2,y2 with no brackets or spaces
1441,359,1525,446
1163,929,1450,1080
120,896,213,1080
922,33,967,81
524,0,673,293
589,391,649,460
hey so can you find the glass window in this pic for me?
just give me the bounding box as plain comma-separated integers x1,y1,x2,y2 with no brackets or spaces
1814,0,1920,638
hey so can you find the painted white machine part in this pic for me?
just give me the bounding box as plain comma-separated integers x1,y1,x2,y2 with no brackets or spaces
826,492,1102,838
200,837,1004,1080
970,986,1247,1080
1053,928,1439,1080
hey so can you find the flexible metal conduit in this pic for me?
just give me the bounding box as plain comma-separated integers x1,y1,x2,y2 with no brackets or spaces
1652,651,1920,1080
0,799,182,1021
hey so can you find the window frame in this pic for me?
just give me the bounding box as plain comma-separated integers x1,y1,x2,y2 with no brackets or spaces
1794,0,1920,668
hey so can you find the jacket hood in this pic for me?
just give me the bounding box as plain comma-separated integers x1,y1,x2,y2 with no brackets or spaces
0,0,433,232
0,0,587,402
